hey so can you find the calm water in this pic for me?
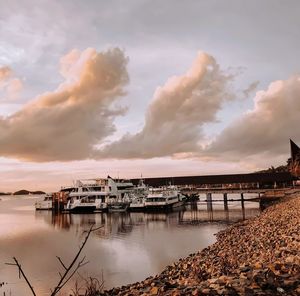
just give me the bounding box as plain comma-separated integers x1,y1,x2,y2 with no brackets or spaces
0,194,260,296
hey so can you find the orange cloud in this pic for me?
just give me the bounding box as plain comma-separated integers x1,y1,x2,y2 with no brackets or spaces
97,52,233,159
0,48,129,161
0,66,23,101
206,75,300,163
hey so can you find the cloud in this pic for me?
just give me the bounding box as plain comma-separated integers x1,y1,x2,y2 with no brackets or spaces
0,47,129,161
0,66,12,80
243,80,259,98
206,75,300,162
0,66,23,101
96,52,233,159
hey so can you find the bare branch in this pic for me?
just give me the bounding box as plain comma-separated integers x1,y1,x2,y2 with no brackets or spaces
5,257,36,296
56,256,67,270
59,259,89,289
50,224,102,296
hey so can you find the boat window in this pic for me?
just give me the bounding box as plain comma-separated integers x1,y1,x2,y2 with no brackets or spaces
95,186,102,191
80,195,96,203
61,187,74,193
147,197,165,202
117,186,134,190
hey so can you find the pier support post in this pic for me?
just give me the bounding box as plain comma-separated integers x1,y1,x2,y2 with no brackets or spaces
206,193,213,212
224,193,228,211
241,193,245,210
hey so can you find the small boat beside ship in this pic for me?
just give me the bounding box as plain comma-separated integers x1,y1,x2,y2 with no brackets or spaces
108,201,130,212
129,196,146,211
35,193,53,210
129,179,148,211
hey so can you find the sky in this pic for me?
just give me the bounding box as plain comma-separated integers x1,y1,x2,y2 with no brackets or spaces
1,0,300,191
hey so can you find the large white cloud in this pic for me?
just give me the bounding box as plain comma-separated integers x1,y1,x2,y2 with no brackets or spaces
97,52,233,159
0,48,129,161
206,75,300,162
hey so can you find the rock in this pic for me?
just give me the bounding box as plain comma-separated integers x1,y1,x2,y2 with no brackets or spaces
150,286,159,295
244,287,254,296
277,287,285,293
240,266,251,273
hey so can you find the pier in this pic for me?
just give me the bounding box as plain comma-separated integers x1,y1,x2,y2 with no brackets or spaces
49,172,296,213
132,171,296,209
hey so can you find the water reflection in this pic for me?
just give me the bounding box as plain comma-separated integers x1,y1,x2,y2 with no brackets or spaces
35,200,260,234
1,196,260,296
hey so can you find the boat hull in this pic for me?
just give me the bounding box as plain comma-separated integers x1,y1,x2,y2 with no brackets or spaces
35,201,53,210
108,202,129,212
67,205,96,213
129,204,145,211
145,201,185,211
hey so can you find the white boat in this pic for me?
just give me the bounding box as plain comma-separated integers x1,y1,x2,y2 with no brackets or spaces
129,196,145,211
144,186,186,211
129,179,148,211
64,177,135,213
108,201,130,212
35,193,53,210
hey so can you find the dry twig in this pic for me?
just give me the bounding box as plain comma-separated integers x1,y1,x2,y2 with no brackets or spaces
5,257,36,296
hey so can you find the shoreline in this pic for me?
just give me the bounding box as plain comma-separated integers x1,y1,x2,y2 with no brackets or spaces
100,193,300,295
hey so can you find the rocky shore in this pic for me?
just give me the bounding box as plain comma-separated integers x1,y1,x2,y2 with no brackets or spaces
100,194,300,296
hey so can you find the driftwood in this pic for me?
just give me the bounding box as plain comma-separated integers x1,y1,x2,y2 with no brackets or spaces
6,224,103,296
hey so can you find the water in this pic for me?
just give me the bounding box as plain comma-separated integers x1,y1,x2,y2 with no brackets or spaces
0,194,260,296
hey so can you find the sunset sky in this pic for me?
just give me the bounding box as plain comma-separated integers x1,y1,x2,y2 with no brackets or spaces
1,0,300,191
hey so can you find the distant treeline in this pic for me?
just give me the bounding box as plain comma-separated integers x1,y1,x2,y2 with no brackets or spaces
256,165,289,173
14,189,46,195
0,190,45,195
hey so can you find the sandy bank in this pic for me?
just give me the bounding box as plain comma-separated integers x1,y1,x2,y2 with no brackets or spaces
100,194,300,295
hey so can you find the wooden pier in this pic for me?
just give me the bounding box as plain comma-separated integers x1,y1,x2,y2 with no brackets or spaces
52,191,68,212
182,188,292,211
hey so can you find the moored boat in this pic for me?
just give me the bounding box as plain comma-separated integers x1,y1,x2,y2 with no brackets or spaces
108,201,130,212
35,193,53,210
129,196,145,211
144,186,186,211
129,179,148,211
64,177,135,213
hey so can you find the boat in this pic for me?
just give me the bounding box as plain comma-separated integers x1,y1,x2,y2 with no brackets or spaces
129,179,148,211
64,179,110,213
144,186,186,211
108,201,130,212
107,190,131,212
64,177,135,213
129,196,145,211
35,193,53,210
